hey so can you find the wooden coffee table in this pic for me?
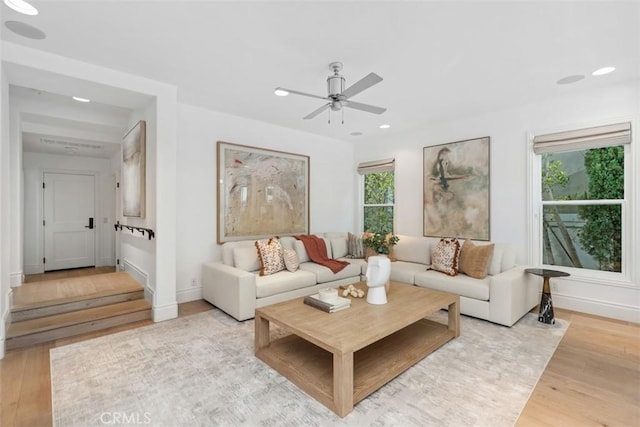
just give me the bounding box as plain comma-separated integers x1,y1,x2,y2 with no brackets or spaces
255,281,460,417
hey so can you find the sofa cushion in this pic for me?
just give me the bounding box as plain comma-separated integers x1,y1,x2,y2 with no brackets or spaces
393,235,431,264
293,240,310,263
431,238,461,276
459,240,494,279
299,261,361,284
222,240,256,266
255,270,317,298
389,261,428,284
283,249,299,272
232,246,260,272
414,270,490,301
255,238,285,276
330,238,348,259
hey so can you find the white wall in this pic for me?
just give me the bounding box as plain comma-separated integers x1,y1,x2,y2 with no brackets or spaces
117,101,157,303
355,81,640,322
22,152,115,273
175,104,356,302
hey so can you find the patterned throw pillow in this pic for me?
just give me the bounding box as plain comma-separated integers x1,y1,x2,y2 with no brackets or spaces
459,239,495,279
347,232,365,259
255,238,285,276
283,249,299,272
431,238,461,276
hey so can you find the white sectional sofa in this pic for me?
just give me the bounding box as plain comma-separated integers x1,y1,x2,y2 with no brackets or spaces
391,235,539,326
202,234,363,321
202,232,539,326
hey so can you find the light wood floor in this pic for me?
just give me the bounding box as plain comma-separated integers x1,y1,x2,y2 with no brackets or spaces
2,272,638,426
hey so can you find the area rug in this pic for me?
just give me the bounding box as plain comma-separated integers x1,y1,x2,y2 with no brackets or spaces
50,309,568,426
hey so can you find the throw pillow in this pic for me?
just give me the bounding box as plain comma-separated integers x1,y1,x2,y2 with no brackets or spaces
283,249,299,272
347,232,365,259
232,246,261,272
458,239,495,279
431,238,461,276
255,237,285,276
330,238,348,259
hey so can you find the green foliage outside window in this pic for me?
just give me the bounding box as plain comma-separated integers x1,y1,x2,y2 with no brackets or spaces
363,171,394,234
578,146,624,271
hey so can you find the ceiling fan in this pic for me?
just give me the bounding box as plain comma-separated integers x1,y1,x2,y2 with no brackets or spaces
275,62,386,122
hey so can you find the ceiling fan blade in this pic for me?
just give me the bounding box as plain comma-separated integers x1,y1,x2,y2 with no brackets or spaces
303,103,331,120
276,87,328,101
341,73,383,99
343,100,387,115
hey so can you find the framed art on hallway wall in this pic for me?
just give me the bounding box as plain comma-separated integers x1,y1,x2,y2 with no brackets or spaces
423,137,490,240
122,120,146,218
217,141,309,243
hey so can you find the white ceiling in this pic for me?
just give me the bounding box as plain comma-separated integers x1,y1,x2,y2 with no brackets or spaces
2,1,639,147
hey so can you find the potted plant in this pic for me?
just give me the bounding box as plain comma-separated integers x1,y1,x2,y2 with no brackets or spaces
362,232,399,255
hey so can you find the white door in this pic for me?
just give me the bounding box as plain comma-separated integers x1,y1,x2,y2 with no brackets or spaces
43,172,96,271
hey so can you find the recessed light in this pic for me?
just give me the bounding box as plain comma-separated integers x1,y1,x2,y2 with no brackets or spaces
4,20,46,39
274,88,289,97
72,96,91,103
350,131,363,136
379,124,391,129
556,75,584,85
3,0,38,15
592,66,616,76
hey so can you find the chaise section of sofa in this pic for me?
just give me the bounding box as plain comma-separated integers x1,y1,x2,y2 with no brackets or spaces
202,234,362,321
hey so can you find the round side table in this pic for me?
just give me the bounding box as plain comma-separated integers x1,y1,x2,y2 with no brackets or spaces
525,268,570,324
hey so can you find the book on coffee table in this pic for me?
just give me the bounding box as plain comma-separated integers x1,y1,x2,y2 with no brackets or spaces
303,294,351,313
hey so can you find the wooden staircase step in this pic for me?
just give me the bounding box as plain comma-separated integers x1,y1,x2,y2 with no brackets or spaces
11,272,143,312
11,290,144,322
6,299,152,351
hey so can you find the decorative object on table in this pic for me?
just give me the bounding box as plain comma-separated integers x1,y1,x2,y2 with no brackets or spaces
362,231,399,255
423,137,490,240
217,141,309,243
341,284,365,298
122,120,146,218
318,287,338,302
303,293,351,313
366,255,391,304
525,268,570,324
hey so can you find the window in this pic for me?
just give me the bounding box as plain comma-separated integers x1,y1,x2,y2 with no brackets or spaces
533,122,630,273
358,159,395,234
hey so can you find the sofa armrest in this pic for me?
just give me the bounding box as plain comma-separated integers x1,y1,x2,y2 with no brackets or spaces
201,262,257,321
488,266,540,326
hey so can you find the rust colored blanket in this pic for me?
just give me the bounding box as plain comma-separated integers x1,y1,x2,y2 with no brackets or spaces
295,235,349,274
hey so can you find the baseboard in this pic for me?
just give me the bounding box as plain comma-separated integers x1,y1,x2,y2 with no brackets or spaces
152,303,178,322
552,292,640,323
10,272,23,288
176,287,202,303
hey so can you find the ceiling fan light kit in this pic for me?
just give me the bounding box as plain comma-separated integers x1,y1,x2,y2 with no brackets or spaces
276,62,387,124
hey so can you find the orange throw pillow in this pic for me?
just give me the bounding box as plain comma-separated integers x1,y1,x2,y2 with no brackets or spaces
459,239,495,279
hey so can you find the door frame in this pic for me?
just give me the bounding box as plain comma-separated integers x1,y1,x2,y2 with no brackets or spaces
39,168,101,273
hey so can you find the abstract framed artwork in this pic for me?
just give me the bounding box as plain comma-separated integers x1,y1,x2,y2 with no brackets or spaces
122,120,146,218
423,137,490,240
217,141,310,243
